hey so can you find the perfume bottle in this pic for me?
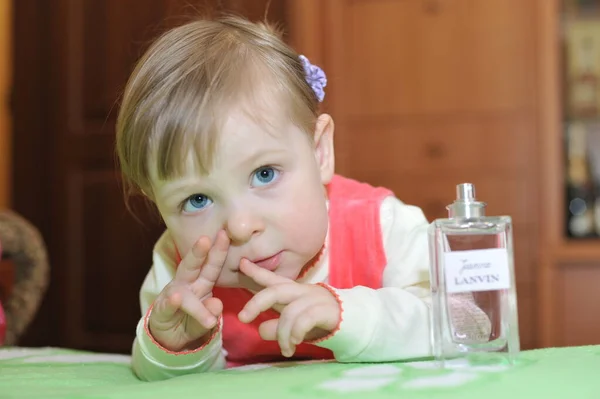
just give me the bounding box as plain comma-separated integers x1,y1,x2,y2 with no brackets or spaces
428,183,520,365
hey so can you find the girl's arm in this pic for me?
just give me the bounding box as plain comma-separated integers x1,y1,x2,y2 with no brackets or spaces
314,197,491,361
131,233,226,381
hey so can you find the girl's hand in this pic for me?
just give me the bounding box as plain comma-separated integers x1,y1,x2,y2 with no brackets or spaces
237,259,341,358
148,230,230,352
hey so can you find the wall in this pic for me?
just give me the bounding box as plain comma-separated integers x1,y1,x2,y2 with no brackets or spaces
0,0,10,208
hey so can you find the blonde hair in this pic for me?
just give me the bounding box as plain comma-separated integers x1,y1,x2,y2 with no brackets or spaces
115,15,320,200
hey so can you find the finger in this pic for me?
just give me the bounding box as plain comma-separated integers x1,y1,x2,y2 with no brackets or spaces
195,230,230,291
258,318,279,341
238,284,303,324
289,307,322,348
239,258,291,288
178,289,218,329
174,236,211,283
203,296,223,318
278,299,315,357
151,291,183,324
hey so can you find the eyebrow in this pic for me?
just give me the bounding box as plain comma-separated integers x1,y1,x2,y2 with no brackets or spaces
156,178,204,204
232,147,288,170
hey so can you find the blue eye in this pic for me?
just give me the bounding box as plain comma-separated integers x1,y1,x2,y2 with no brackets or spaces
182,194,212,213
251,166,279,187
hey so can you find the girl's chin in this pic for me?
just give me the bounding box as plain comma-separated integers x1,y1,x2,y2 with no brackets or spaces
273,264,304,280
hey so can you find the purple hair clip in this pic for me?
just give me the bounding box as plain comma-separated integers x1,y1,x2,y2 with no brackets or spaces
299,55,327,102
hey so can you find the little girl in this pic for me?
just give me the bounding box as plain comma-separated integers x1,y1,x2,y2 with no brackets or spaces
115,15,491,382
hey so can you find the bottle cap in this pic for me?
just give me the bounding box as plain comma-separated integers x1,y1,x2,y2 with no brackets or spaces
447,183,486,218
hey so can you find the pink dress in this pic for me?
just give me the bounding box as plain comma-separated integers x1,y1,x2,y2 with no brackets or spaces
209,175,394,366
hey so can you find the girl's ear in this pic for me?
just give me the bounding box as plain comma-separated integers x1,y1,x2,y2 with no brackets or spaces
313,114,335,184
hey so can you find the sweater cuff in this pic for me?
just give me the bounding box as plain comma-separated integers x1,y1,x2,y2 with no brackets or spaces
137,305,223,368
312,286,379,361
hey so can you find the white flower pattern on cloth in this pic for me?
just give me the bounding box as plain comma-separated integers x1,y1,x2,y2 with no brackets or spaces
312,358,511,393
0,347,514,394
317,365,401,392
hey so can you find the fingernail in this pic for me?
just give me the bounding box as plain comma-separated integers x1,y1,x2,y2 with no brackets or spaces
238,311,248,321
206,316,217,327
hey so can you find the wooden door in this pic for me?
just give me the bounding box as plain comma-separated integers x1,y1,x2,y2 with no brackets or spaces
0,0,10,209
293,0,536,185
289,0,540,349
12,0,287,353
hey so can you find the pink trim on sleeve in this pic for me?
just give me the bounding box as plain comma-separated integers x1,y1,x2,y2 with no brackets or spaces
306,283,343,344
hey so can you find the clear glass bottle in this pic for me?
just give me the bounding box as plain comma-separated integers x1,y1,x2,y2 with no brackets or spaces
428,183,520,366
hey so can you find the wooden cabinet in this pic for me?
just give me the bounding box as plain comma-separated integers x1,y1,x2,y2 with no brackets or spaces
327,0,536,118
540,260,600,346
289,0,540,349
535,0,600,348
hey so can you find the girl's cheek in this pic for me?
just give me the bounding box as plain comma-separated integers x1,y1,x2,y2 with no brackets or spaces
175,218,221,254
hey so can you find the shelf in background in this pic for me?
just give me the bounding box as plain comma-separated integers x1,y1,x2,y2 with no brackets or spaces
550,240,600,263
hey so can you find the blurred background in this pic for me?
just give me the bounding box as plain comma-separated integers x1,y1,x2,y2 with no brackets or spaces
0,0,596,354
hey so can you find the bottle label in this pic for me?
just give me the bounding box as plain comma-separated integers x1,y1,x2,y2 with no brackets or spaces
444,248,511,293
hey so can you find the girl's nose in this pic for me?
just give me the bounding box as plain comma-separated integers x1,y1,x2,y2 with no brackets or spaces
224,206,265,244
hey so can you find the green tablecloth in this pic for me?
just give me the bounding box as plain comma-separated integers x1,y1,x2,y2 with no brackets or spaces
1,345,598,398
